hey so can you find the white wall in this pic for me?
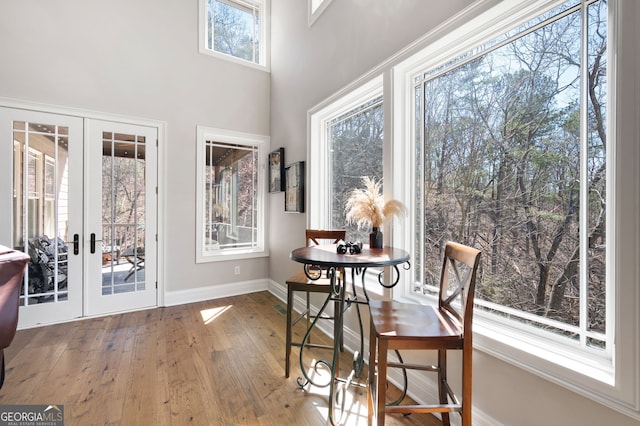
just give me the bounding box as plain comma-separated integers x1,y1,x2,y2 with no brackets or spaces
0,0,270,297
269,0,478,288
269,1,640,425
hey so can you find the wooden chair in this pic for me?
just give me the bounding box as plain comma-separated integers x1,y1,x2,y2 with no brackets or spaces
367,241,481,426
285,229,346,378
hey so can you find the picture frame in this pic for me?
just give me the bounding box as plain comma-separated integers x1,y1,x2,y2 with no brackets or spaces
285,161,305,213
268,148,285,193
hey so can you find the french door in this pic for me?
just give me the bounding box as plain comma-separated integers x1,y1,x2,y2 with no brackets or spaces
0,107,157,327
85,120,157,316
1,108,84,326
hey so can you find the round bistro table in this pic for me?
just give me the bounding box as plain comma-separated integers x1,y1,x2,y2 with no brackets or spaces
290,244,410,425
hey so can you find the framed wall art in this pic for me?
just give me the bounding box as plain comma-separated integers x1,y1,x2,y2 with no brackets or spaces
285,161,305,213
269,148,285,192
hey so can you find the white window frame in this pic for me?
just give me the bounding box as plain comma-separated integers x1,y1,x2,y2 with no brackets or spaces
308,74,384,231
196,126,268,263
198,0,271,72
391,0,640,419
307,75,389,295
27,148,42,200
308,0,334,27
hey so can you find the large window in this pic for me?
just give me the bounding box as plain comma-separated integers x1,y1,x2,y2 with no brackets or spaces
413,0,608,350
200,0,270,70
328,96,383,241
393,0,636,408
308,76,384,242
196,126,267,262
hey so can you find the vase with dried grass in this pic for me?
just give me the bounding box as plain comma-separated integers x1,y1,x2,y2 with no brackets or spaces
344,177,406,249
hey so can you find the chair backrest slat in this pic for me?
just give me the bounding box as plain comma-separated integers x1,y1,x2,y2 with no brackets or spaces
303,230,346,278
306,229,346,247
438,241,481,336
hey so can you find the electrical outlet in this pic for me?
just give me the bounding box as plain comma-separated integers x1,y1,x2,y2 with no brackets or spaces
234,266,240,275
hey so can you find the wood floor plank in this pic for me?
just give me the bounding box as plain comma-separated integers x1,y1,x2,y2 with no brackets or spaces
0,292,442,426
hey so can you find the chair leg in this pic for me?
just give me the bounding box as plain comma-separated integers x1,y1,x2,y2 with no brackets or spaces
285,287,294,378
462,345,472,426
367,319,376,425
332,292,340,377
438,349,450,426
375,338,388,426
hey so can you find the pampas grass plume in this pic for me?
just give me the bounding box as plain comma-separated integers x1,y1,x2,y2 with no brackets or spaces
345,177,406,230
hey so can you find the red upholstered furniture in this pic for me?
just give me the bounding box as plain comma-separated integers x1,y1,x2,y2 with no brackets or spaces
0,245,29,389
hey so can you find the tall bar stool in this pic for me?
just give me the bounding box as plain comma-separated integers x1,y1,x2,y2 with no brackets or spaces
368,241,481,426
284,229,346,378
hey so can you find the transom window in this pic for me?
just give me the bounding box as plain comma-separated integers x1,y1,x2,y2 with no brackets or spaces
310,0,326,13
200,0,270,70
308,0,333,26
196,126,267,262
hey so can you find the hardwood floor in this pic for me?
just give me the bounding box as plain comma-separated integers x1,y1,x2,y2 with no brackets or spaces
0,291,441,425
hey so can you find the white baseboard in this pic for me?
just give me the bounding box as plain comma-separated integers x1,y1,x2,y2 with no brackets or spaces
164,278,269,306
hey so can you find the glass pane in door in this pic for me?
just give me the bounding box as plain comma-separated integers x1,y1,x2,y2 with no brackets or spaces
12,121,70,306
101,132,146,295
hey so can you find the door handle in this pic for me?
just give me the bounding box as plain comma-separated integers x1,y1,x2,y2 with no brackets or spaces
90,233,103,254
73,234,79,255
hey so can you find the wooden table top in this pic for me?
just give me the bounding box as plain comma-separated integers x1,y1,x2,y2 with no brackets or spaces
290,244,409,269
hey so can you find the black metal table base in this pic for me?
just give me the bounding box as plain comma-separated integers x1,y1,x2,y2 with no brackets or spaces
295,264,407,425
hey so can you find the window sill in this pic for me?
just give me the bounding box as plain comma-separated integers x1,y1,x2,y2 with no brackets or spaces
199,47,270,73
474,315,613,386
473,316,640,421
343,267,387,297
196,248,268,263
